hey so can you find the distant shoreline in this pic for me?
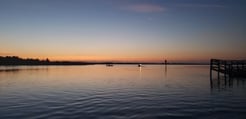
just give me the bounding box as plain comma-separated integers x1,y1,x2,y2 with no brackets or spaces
0,56,209,66
0,63,209,66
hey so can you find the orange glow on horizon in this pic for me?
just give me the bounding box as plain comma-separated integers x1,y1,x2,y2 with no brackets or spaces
2,46,245,63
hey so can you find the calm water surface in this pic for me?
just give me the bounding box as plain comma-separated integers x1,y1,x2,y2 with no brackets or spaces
0,65,245,119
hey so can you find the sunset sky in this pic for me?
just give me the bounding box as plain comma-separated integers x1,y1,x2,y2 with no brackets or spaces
1,0,246,62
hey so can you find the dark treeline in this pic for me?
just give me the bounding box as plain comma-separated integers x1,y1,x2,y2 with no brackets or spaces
0,56,90,65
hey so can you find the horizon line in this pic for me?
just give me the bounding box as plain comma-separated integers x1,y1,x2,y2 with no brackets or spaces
0,55,211,64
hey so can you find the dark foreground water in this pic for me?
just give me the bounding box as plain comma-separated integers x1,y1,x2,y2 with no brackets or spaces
0,65,245,119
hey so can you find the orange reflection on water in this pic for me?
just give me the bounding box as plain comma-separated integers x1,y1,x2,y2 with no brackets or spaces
0,65,210,95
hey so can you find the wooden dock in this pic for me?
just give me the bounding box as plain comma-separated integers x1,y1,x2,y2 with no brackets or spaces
210,59,246,79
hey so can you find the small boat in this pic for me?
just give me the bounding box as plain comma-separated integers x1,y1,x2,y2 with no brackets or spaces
138,64,142,67
106,64,113,67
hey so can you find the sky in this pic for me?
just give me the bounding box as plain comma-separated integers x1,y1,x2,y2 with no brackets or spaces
0,0,246,63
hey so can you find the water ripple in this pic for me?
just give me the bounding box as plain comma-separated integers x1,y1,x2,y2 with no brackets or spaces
0,65,245,118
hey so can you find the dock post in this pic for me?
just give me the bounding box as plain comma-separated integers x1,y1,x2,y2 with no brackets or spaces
218,61,220,79
224,61,227,85
229,61,232,79
210,59,213,80
242,61,245,70
236,61,238,76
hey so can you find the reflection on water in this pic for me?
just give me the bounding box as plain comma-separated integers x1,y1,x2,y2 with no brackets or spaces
0,66,49,72
139,66,142,80
0,65,246,119
210,69,246,90
165,65,167,77
210,76,246,90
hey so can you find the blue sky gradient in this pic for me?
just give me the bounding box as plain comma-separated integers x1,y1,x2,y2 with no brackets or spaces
1,0,246,62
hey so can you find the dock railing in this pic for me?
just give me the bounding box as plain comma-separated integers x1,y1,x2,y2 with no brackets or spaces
210,59,246,79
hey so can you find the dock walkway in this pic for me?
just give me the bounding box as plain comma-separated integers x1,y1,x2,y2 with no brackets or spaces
210,59,246,79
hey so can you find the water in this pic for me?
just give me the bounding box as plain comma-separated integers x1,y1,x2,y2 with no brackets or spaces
0,65,245,119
